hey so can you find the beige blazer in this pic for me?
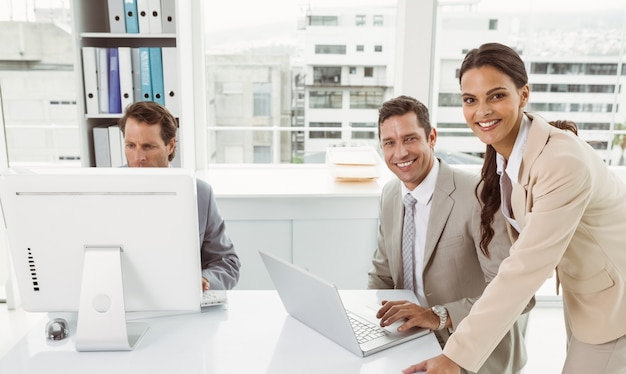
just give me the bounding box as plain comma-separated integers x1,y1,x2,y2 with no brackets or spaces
368,160,528,373
443,114,626,372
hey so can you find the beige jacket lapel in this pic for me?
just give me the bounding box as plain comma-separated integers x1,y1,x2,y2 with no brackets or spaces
511,113,552,230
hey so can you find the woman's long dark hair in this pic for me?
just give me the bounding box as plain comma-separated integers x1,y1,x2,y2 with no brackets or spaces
459,43,578,255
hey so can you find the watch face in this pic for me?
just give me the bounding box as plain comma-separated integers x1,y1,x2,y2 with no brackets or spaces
433,305,446,316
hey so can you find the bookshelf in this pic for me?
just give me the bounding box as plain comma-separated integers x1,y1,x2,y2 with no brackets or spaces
70,0,206,168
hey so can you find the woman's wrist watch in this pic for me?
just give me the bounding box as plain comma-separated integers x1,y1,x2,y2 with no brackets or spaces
431,305,448,331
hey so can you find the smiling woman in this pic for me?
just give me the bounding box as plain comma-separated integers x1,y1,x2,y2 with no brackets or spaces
460,63,530,159
403,41,626,374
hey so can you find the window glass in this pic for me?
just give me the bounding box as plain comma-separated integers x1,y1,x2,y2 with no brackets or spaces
350,91,383,109
350,122,377,140
253,145,272,163
309,15,338,26
314,45,347,54
436,0,626,166
6,1,625,169
313,66,342,84
209,129,291,163
309,91,343,109
438,93,462,107
253,83,271,117
201,0,626,167
0,8,80,167
309,122,341,139
204,1,396,165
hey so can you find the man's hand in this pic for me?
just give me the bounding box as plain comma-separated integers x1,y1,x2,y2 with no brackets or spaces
402,354,461,374
202,277,210,291
376,300,441,331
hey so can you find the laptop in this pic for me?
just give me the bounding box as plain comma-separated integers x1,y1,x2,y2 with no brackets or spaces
259,251,430,357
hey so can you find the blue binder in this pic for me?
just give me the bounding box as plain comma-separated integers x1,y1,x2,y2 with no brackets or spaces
124,0,139,33
149,47,165,105
139,47,152,101
108,47,122,113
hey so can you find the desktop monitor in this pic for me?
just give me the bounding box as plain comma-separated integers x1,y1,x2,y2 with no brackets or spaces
0,167,202,351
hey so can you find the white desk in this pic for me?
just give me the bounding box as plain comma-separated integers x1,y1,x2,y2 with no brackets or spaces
0,290,441,373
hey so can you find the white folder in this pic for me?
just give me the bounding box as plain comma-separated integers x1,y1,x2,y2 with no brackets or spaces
107,0,126,33
93,127,112,167
118,47,133,112
147,0,162,34
136,0,150,33
96,48,109,114
108,125,125,167
160,0,176,34
81,47,99,115
161,47,180,117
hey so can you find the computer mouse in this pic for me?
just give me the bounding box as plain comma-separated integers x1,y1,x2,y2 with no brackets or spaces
45,318,69,341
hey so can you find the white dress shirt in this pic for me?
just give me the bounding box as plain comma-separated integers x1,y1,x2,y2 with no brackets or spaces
496,114,531,234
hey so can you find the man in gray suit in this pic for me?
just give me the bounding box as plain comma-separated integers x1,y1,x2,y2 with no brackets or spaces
368,96,529,373
119,101,240,290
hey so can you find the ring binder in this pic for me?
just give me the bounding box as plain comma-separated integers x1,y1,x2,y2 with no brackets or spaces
73,0,191,167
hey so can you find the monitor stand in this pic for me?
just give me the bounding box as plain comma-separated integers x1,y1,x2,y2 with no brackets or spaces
75,246,148,351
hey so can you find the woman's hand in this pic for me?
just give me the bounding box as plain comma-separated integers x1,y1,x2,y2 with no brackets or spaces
402,354,461,374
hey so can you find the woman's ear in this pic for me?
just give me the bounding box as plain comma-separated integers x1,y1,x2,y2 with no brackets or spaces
520,84,530,107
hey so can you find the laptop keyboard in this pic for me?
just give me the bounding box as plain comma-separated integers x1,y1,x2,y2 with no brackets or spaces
347,311,391,344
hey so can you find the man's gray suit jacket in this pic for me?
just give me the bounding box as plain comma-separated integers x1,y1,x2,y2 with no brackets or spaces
197,179,240,290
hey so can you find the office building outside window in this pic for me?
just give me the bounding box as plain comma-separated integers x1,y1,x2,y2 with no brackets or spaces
355,14,365,26
309,91,343,109
373,15,384,27
202,1,625,165
0,8,80,167
350,91,383,109
10,1,624,168
253,83,271,117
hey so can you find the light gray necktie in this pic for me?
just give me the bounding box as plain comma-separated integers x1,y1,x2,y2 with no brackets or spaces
402,193,417,292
